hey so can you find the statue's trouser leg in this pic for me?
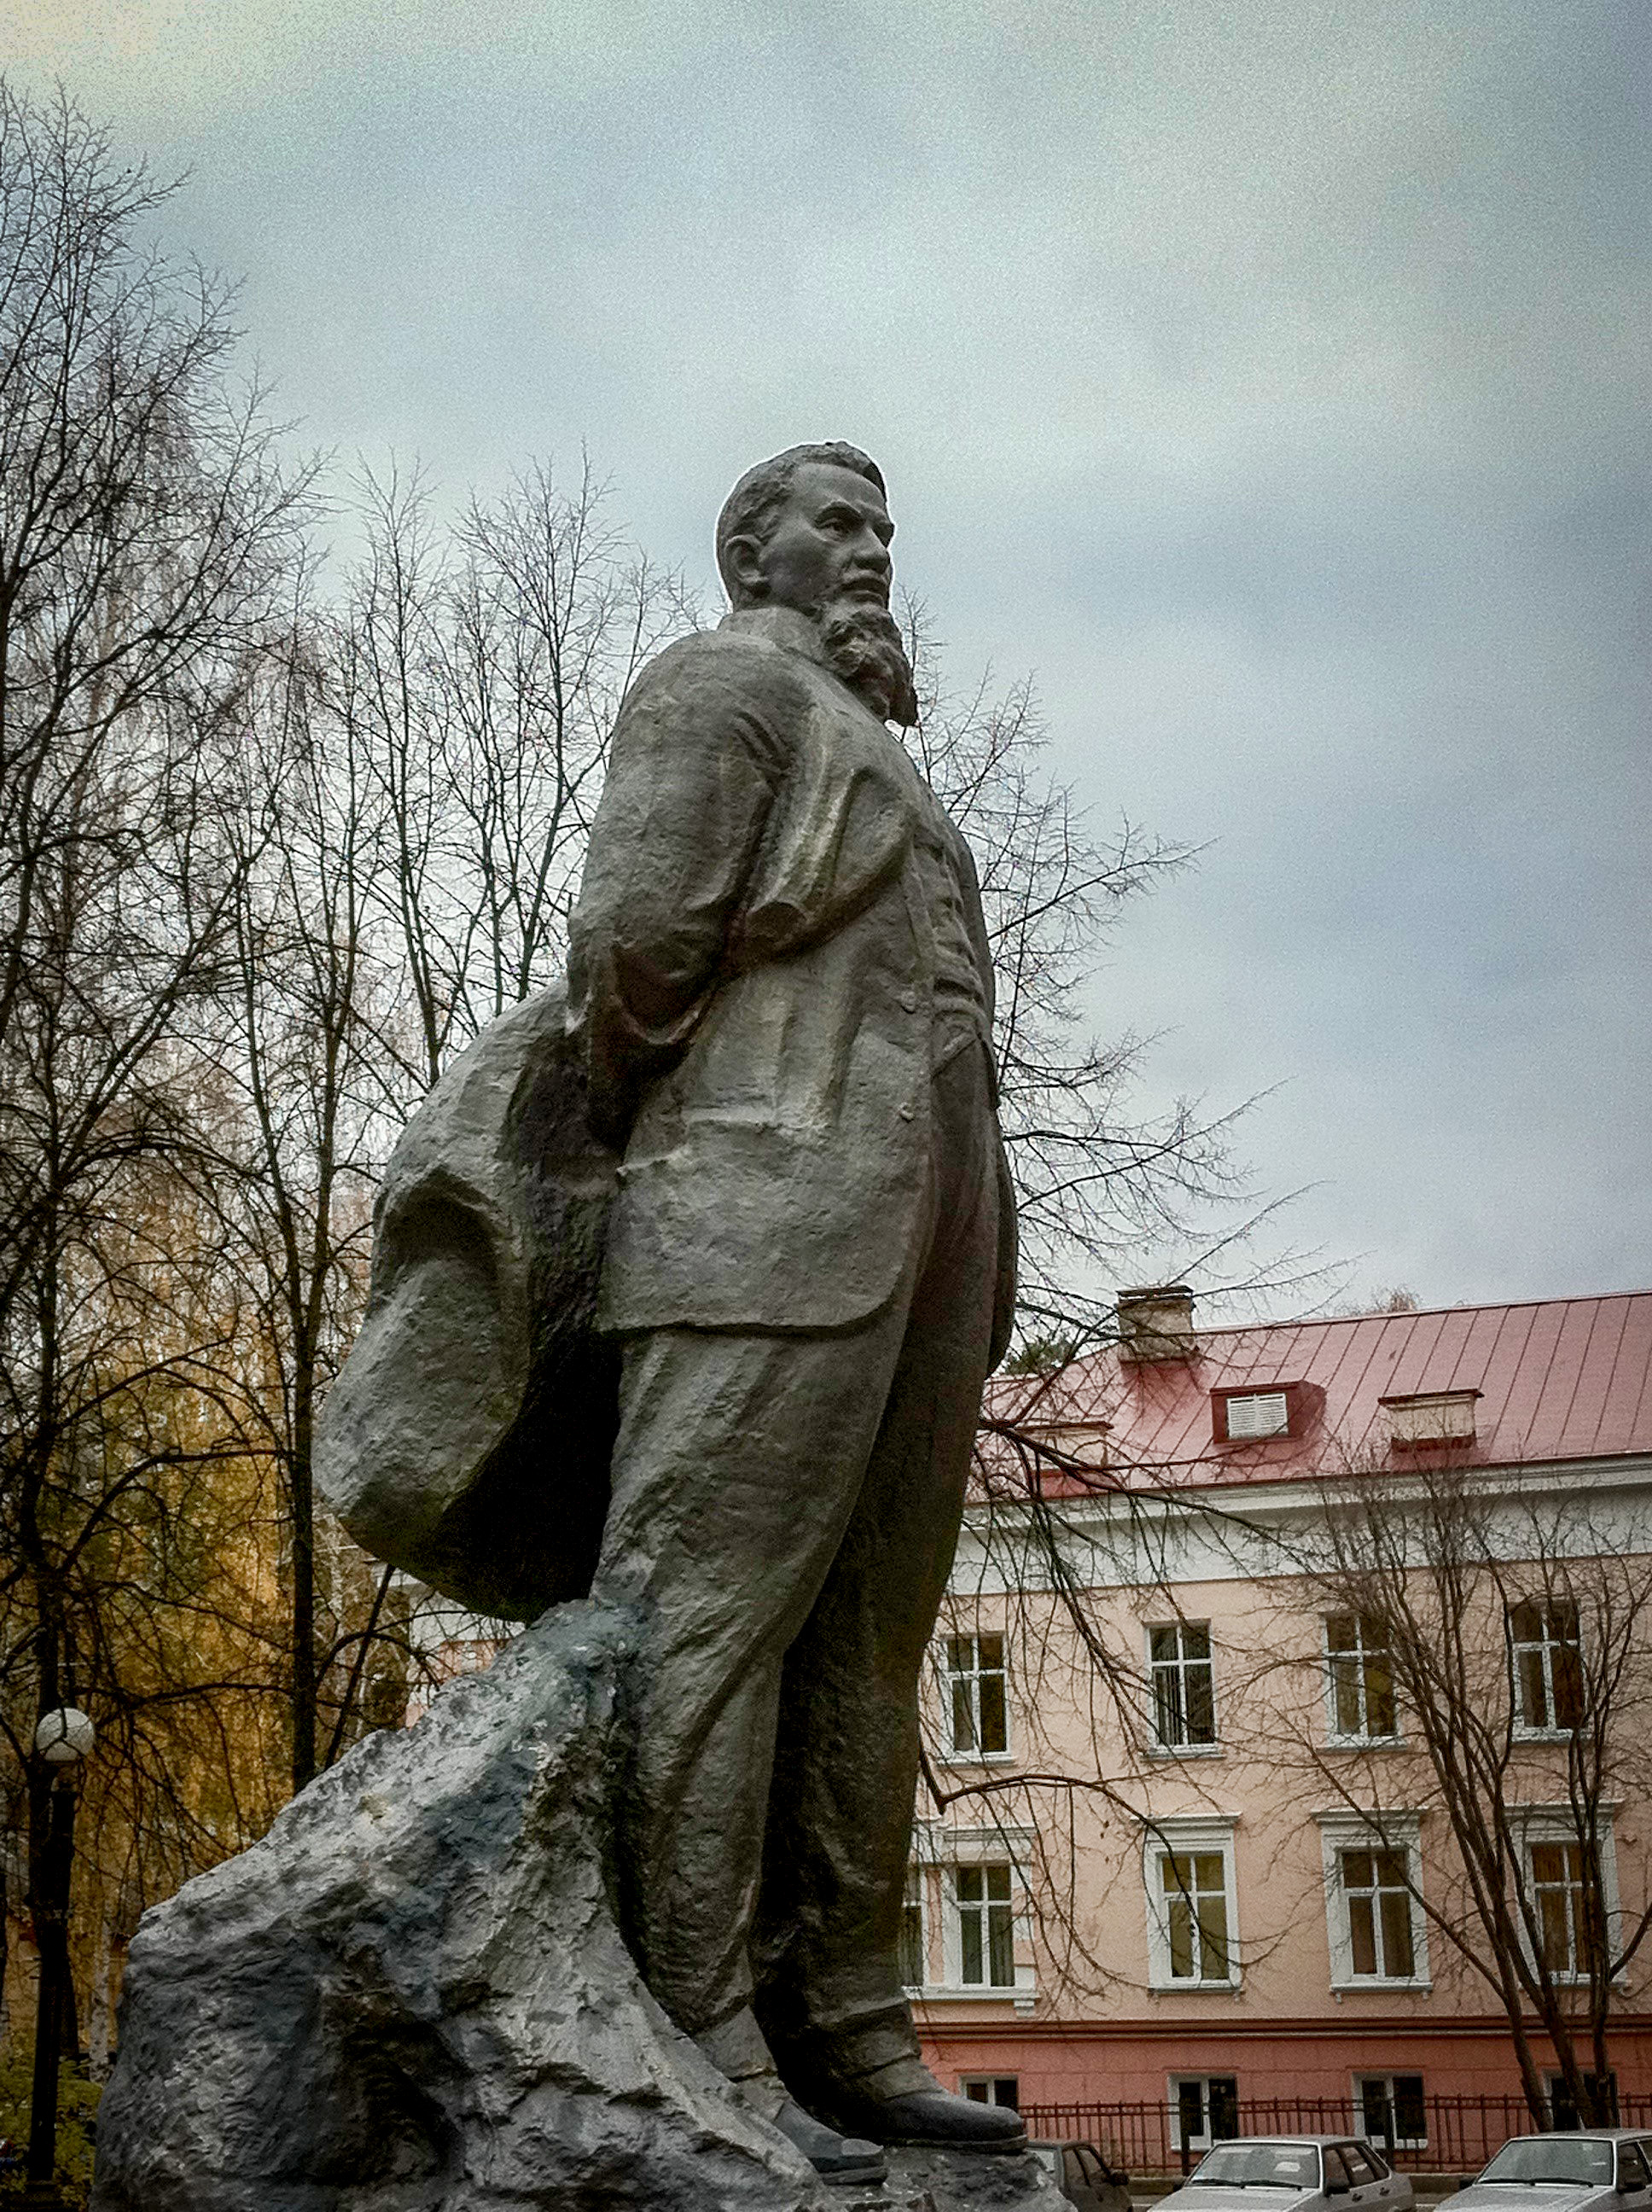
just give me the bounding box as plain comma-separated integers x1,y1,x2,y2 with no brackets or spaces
592,1284,922,2042
590,1039,1000,2066
754,1037,1001,2093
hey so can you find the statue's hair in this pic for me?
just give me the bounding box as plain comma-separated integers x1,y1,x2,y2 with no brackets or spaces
714,442,887,605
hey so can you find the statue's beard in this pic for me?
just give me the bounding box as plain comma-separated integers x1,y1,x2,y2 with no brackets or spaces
818,599,919,727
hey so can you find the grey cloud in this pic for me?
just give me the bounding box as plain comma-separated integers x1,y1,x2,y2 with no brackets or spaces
6,0,1646,1309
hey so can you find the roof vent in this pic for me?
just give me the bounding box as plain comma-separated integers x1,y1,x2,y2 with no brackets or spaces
1117,1284,1195,1362
1381,1389,1480,1448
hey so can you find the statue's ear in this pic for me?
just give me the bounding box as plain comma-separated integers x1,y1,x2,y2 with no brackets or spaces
724,533,767,602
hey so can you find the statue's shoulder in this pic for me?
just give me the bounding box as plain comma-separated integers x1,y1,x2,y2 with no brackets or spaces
624,621,814,721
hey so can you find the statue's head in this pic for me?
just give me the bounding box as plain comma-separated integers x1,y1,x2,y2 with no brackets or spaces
715,442,918,725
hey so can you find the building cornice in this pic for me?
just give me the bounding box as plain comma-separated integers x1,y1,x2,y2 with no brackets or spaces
917,2009,1652,2045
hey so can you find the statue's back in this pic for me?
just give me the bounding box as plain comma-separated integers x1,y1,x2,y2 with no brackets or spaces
316,985,620,1621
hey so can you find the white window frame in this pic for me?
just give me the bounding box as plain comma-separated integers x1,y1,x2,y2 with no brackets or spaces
1510,1599,1584,1741
1353,2072,1428,2151
1146,1619,1219,1755
1513,1805,1621,1986
1323,1614,1402,1747
899,1865,928,1991
929,1825,1038,2010
958,2074,1021,2109
940,1631,1012,1764
949,1862,1017,1990
1314,1810,1431,1991
1169,2072,1240,2151
1143,1814,1241,1991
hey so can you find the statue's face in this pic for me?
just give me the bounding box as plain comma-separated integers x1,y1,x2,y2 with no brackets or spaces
733,463,895,617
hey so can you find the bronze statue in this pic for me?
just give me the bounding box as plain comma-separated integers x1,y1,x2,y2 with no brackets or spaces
321,444,1021,2185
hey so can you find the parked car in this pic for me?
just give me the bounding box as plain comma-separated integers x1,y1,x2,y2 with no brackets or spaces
1172,2136,1416,2212
1456,2132,1652,2212
1030,2139,1131,2211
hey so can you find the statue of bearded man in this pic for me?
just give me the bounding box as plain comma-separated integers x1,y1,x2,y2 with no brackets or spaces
566,442,1022,2184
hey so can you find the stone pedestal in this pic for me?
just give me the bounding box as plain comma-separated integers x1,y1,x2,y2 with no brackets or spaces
90,1601,1065,2212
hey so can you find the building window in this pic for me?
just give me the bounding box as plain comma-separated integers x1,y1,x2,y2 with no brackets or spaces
946,1633,1009,1756
1341,1848,1417,1979
1317,1812,1428,1989
1220,1390,1289,1441
1530,1839,1591,1978
960,2075,1020,2109
1546,2071,1620,2130
953,1864,1015,1987
1172,2075,1238,2152
1145,1819,1240,1989
1325,1615,1398,1743
899,1868,926,1988
1356,2075,1427,2152
1162,1853,1230,1981
1149,1621,1216,1749
1511,1601,1583,1734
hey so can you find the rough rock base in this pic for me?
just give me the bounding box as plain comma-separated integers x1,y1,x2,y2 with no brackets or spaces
90,1599,1066,2211
91,1604,784,2208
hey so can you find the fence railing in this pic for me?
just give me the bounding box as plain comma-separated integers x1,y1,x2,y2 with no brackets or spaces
1015,2093,1652,2176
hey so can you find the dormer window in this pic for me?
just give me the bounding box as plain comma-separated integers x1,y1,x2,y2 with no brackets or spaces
1382,1390,1480,1448
1216,1389,1290,1441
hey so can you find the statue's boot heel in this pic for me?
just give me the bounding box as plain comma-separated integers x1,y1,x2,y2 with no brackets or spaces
772,2098,888,2186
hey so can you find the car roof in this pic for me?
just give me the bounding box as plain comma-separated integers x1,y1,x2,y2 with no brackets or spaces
1209,2137,1350,2149
1492,2133,1651,2144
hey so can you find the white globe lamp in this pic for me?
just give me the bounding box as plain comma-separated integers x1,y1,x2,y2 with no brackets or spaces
34,1707,96,1765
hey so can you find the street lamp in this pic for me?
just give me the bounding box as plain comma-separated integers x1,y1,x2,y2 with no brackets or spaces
26,1706,95,2212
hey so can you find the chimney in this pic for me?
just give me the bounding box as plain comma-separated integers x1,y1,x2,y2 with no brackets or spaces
1117,1284,1195,1362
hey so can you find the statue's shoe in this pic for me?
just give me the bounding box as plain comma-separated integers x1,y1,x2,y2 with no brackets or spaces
772,2097,888,2186
827,2086,1028,2153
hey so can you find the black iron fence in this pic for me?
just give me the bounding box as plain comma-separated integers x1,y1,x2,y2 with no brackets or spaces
1015,2093,1652,2176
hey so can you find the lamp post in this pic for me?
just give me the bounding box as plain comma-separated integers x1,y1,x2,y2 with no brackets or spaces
26,1706,95,2212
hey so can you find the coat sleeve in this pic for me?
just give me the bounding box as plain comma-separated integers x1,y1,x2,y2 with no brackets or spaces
951,824,1020,1371
568,637,794,1149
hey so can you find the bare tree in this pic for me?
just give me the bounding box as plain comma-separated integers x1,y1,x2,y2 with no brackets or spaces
1261,1457,1652,2125
340,457,694,1087
212,609,396,1790
0,76,309,2098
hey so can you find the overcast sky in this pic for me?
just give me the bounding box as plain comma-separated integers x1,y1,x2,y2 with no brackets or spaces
7,0,1647,1315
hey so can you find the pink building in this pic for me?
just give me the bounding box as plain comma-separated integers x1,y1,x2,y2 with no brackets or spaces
908,1289,1652,2154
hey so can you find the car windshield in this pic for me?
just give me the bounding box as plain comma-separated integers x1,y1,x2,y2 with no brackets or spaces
1478,2141,1616,2187
1192,2145,1321,2191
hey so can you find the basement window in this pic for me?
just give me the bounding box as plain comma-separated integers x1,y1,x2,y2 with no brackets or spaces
1219,1390,1290,1441
1382,1391,1479,1448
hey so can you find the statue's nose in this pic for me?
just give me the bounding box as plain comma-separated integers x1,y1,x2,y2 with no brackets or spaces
848,529,891,586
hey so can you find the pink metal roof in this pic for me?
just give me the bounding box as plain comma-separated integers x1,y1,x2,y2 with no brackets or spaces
985,1292,1652,1493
